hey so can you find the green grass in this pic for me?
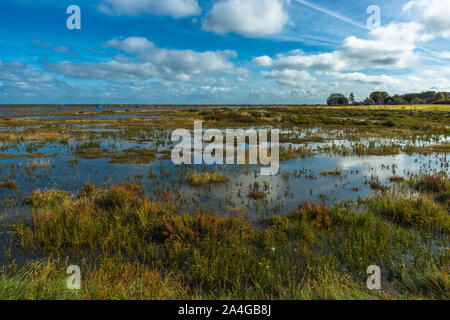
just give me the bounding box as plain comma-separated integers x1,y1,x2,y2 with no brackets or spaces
408,173,450,207
0,258,185,300
367,190,450,234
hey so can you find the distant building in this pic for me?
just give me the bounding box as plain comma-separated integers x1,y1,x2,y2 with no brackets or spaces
384,97,394,105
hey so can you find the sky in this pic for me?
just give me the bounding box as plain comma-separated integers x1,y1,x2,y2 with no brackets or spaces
0,0,449,104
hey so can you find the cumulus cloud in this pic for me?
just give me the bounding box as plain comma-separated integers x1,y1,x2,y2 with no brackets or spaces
45,37,245,83
202,0,289,37
403,0,450,37
321,68,450,101
6,1,450,104
261,69,317,87
106,37,154,53
254,22,428,72
98,0,201,18
45,61,159,81
437,52,450,59
0,59,245,104
249,0,450,98
0,61,74,101
325,72,401,86
253,56,273,67
0,61,55,84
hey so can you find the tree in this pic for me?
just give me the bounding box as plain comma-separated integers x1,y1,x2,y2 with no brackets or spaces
349,93,355,105
327,93,349,106
410,97,425,105
436,92,446,100
363,98,375,105
417,91,437,103
393,98,407,105
369,91,390,105
418,91,436,100
402,93,418,103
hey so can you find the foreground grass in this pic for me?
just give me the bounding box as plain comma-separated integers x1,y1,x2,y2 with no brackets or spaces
1,257,393,300
0,258,186,300
2,174,448,300
368,192,449,233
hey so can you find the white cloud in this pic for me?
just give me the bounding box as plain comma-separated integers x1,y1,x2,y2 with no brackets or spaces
0,59,247,104
0,61,55,84
438,52,450,59
98,0,201,18
202,0,289,37
322,68,450,100
46,37,245,83
254,22,428,71
252,56,273,67
263,51,343,71
326,72,401,86
251,2,450,98
45,61,159,81
106,37,154,53
261,69,318,88
403,0,450,38
0,61,75,101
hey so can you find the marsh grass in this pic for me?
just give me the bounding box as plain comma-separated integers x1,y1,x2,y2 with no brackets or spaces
0,257,186,300
279,145,314,161
389,176,405,183
1,105,449,300
248,190,266,200
369,182,388,192
74,142,157,164
0,179,18,189
408,174,450,207
108,148,157,164
186,172,230,186
321,169,342,177
74,141,107,159
279,134,326,144
367,189,450,233
0,153,56,160
4,179,449,300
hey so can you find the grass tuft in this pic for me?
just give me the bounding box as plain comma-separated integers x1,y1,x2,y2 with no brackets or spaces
186,172,230,186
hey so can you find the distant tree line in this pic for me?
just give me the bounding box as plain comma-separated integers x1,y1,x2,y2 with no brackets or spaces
327,91,450,106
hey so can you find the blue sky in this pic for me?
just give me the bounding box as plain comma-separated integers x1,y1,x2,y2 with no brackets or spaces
0,0,449,104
